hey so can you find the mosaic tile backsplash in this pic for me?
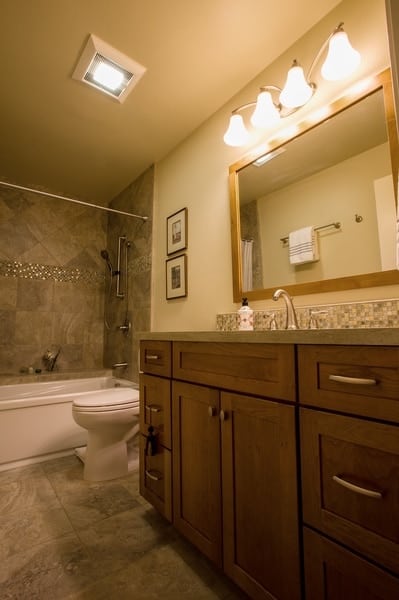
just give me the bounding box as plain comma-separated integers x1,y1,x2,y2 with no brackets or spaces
216,298,399,331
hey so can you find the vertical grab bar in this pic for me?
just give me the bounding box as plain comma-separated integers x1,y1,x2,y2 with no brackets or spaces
116,236,126,298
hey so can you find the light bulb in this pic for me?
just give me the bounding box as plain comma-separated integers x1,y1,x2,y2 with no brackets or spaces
223,114,250,147
321,29,361,81
280,61,314,108
250,91,281,129
93,62,124,91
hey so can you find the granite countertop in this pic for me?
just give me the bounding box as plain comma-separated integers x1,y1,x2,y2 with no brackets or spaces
136,329,399,346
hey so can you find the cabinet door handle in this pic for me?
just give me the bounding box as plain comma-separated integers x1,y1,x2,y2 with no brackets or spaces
146,354,160,360
208,406,217,417
220,410,228,421
146,404,162,413
145,469,163,481
332,475,383,499
329,374,377,386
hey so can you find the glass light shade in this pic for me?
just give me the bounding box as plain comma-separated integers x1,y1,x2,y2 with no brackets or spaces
279,62,313,108
223,114,250,147
250,91,281,129
321,30,361,81
93,62,124,91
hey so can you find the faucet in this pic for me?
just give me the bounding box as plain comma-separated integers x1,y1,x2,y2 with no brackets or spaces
42,348,61,371
272,289,299,330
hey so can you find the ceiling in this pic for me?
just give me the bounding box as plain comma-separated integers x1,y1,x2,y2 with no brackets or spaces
0,0,341,205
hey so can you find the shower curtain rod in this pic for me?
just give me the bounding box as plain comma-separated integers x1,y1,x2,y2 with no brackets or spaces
0,180,149,221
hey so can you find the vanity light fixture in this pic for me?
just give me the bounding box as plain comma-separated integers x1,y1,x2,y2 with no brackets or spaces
223,22,360,147
72,34,146,103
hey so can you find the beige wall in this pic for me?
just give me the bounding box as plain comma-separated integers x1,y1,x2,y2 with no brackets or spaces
153,0,398,331
257,143,392,287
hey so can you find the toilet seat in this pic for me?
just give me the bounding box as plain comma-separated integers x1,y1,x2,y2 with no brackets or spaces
72,388,139,412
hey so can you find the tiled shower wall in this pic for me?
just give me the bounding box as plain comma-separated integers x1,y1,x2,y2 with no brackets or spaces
0,166,153,380
103,167,153,382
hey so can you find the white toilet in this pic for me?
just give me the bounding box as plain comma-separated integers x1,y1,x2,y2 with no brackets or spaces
72,387,140,482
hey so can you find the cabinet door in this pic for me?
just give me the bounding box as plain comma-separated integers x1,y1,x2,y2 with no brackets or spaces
172,381,222,566
301,408,399,575
304,527,399,600
221,392,301,600
140,373,171,449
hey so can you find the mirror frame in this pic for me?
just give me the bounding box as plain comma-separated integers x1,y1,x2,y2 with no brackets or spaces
229,68,399,303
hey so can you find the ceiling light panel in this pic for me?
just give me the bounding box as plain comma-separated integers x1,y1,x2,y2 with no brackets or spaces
72,34,146,102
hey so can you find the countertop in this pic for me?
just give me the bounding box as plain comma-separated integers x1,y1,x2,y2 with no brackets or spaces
136,328,399,345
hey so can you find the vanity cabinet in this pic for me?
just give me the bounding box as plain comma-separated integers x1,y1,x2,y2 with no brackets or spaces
172,342,300,600
139,341,172,521
299,345,399,596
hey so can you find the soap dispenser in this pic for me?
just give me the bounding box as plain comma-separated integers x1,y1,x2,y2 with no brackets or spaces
238,297,254,331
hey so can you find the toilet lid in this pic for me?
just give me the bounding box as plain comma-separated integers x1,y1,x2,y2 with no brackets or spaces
72,388,139,409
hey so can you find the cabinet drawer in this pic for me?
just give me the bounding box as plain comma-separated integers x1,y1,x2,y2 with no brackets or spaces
140,340,171,377
173,342,296,401
298,345,399,421
140,374,171,449
139,435,172,522
301,408,399,575
303,527,399,600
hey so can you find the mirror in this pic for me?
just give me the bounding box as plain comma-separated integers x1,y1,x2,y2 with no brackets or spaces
229,69,399,302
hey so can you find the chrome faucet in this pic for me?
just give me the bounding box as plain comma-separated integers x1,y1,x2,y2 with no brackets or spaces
272,289,299,330
42,348,61,371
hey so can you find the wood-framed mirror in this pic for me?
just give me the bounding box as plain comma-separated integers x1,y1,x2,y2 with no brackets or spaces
229,68,399,303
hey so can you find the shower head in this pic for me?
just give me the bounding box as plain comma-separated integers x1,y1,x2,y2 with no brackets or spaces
100,249,114,274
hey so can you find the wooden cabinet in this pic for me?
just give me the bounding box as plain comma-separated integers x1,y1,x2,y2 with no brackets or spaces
303,526,399,600
221,391,300,600
171,345,300,600
299,344,399,596
139,341,172,521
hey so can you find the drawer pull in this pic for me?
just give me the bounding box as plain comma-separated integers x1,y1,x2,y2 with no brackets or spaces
147,404,162,413
329,374,377,386
146,354,160,360
145,469,163,482
332,475,383,499
208,406,217,417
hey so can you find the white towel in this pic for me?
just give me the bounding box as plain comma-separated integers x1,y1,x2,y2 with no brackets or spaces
289,226,319,265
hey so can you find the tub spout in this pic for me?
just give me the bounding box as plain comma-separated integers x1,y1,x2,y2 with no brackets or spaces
272,289,299,330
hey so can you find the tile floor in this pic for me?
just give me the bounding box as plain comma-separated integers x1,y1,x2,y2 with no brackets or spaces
0,454,247,599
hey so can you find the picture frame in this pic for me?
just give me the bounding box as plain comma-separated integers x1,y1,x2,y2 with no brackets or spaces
167,207,187,255
166,254,187,299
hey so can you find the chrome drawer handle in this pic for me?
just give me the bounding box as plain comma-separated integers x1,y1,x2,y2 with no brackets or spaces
332,475,382,499
145,469,163,481
146,354,160,360
329,374,377,386
146,404,162,413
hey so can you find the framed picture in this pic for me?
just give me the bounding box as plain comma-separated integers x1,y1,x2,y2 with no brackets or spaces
167,208,187,255
166,254,187,299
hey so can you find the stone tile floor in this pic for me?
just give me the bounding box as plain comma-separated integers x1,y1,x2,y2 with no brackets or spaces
0,455,247,599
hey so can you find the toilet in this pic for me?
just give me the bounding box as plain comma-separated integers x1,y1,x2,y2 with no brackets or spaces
72,387,140,482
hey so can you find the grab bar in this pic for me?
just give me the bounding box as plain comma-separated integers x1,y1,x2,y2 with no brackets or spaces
112,362,128,368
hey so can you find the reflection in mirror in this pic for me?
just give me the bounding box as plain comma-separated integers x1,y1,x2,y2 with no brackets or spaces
229,69,399,302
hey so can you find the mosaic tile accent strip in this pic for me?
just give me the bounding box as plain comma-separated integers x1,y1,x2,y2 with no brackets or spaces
0,261,104,286
216,298,399,331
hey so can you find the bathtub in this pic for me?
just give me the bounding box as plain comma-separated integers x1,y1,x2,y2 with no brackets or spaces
0,376,138,470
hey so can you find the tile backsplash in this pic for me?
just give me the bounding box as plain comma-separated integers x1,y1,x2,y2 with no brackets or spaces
216,298,399,331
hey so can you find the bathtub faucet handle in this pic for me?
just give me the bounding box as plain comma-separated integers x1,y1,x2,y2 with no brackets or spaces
42,347,61,371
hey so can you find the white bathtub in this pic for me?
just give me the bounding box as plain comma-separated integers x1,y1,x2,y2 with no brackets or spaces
0,376,138,470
